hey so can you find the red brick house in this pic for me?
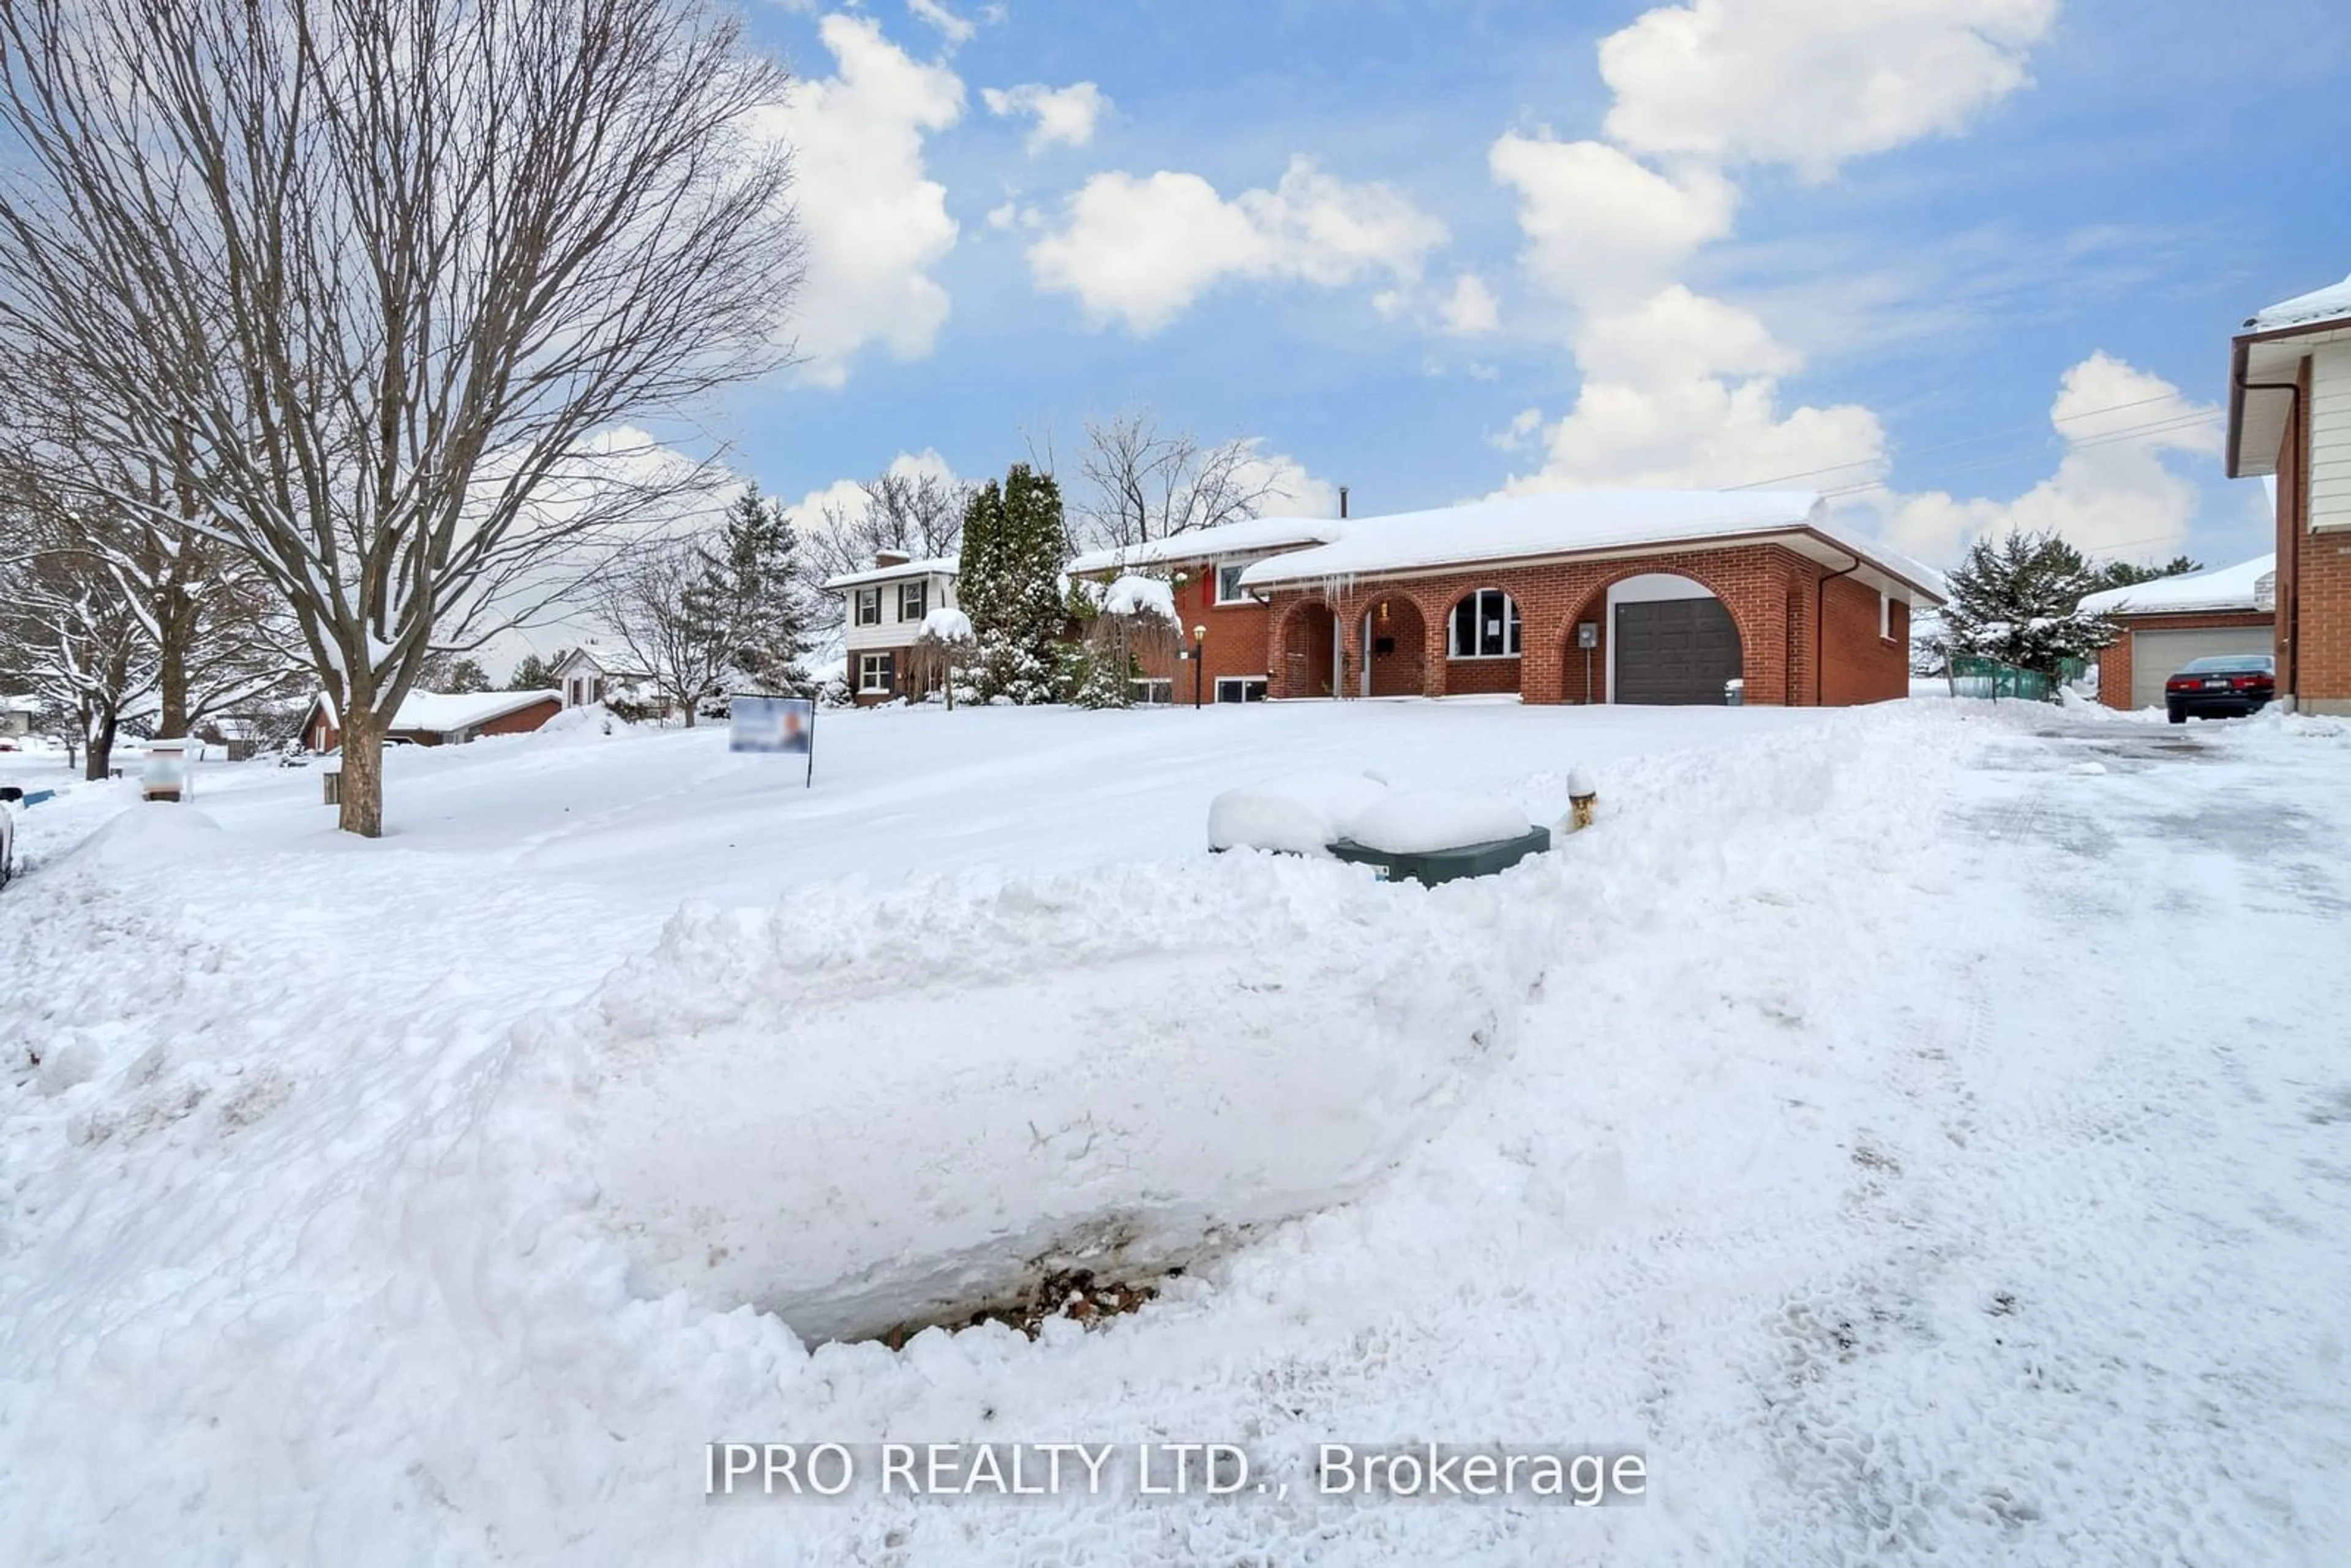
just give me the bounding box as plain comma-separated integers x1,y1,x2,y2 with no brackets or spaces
304,689,562,751
2228,271,2351,715
1073,490,1941,707
2079,555,2276,711
1068,516,1335,703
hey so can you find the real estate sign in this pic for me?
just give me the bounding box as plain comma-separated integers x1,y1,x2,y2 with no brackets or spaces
730,697,816,786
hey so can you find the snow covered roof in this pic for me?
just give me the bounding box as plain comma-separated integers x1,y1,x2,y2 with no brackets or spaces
2245,272,2351,336
1233,489,1946,602
822,557,958,591
2077,553,2277,618
1066,516,1338,577
308,688,562,735
1,694,39,715
391,689,560,733
553,644,648,680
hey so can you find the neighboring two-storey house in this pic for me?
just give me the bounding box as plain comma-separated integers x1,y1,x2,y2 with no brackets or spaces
2229,271,2351,715
825,552,960,704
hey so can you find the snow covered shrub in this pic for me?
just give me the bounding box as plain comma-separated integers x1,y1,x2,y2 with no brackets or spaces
1938,530,2118,678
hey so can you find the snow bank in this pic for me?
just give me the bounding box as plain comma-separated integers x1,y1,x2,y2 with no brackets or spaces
1346,790,1532,854
1206,770,1390,853
492,852,1553,1343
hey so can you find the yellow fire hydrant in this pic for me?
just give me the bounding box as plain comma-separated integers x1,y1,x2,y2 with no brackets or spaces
1564,767,1599,833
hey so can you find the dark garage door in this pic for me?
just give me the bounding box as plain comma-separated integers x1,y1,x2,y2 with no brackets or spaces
1616,598,1742,705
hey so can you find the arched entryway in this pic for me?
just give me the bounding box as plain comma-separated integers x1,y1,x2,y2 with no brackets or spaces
1273,598,1341,698
1360,595,1428,696
1569,572,1745,705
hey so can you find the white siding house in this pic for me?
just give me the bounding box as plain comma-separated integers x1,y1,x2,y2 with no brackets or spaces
824,553,960,703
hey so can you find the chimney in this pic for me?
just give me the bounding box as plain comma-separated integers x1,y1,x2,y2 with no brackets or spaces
1339,485,1350,519
873,549,911,569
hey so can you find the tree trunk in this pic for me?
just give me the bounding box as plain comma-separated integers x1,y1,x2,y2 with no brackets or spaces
157,610,190,739
337,706,386,837
84,715,116,781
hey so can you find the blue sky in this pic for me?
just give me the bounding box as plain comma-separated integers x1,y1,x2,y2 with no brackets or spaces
716,0,2351,574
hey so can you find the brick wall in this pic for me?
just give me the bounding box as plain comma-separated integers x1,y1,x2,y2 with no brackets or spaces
2280,354,2351,714
1126,568,1280,699
1820,574,1909,705
2095,611,2276,710
472,698,561,739
1259,542,1912,706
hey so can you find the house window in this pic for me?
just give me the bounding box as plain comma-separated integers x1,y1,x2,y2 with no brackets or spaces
1878,591,1893,640
1130,677,1175,706
1214,563,1250,604
1449,590,1522,658
1215,677,1269,703
855,587,882,626
899,581,927,621
858,652,894,694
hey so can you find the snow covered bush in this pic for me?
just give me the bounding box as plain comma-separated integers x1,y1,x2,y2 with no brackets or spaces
1938,530,2118,678
1060,574,1180,709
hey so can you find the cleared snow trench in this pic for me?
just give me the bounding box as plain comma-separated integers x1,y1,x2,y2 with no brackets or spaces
493,852,1558,1345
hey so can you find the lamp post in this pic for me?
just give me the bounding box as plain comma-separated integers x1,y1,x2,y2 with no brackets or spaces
1192,624,1207,709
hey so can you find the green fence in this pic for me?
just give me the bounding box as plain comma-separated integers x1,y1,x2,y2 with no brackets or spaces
1949,656,2055,702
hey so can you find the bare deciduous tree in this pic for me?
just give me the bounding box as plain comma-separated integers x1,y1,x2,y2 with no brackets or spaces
802,467,973,628
1070,412,1292,552
0,0,803,834
0,496,157,778
587,539,729,727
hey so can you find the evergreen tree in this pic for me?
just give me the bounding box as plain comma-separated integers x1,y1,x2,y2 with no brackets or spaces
1940,530,2117,678
957,465,1067,704
510,651,561,691
694,484,814,696
415,650,492,692
955,478,1007,637
2091,553,2203,593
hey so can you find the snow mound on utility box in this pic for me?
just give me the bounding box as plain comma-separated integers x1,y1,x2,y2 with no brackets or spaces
1207,771,1392,854
1347,790,1532,855
498,851,1554,1343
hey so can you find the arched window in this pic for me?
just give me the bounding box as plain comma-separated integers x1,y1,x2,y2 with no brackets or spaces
1449,589,1521,659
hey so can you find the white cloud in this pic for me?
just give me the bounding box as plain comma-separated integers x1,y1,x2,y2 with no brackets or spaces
1504,366,1886,494
905,0,976,47
1884,353,2222,563
1029,157,1447,334
1573,284,1801,386
783,448,967,532
1490,407,1547,452
1484,0,2063,519
983,81,1111,154
761,15,964,388
1597,0,2058,179
1439,273,1502,336
1488,134,1738,307
1230,441,1343,520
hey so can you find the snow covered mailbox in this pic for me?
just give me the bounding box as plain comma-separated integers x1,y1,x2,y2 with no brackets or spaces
1208,773,1550,886
141,738,192,803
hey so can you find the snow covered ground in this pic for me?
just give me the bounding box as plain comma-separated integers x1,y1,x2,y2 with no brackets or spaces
3,697,2348,1564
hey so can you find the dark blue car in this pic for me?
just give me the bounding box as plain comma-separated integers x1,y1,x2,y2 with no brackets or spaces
2165,654,2275,724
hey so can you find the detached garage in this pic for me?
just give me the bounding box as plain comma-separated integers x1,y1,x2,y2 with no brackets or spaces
2082,555,2276,711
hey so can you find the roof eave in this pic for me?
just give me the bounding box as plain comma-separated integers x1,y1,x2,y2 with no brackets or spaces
1243,523,1946,606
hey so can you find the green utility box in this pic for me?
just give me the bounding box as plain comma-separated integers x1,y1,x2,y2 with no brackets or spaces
1327,826,1553,887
